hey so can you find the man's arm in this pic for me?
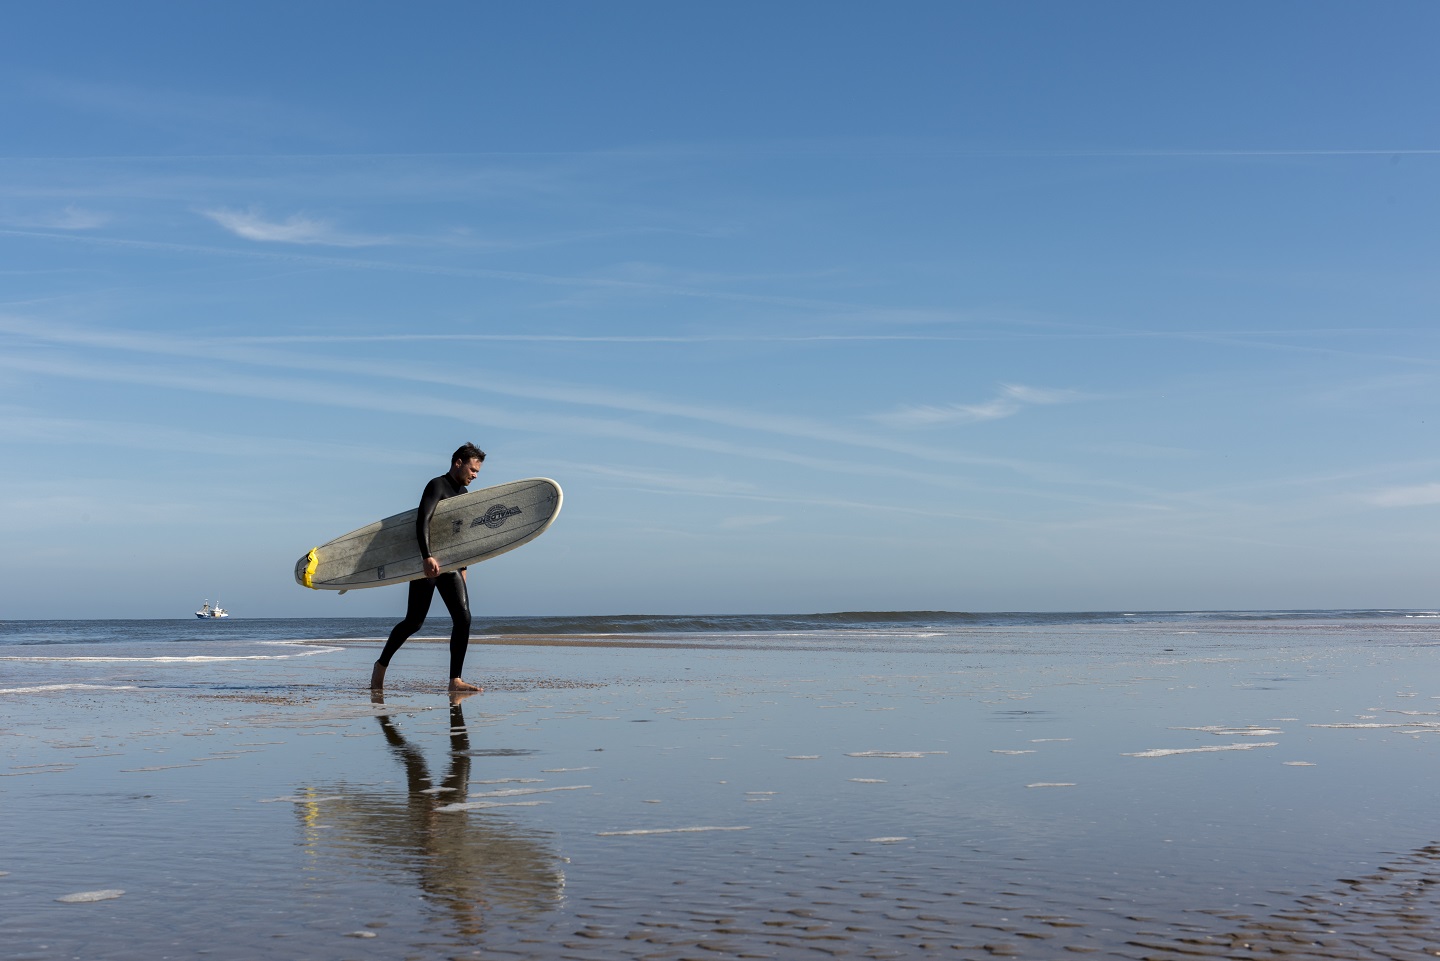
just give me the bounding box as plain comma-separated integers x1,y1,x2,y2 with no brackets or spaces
415,477,445,577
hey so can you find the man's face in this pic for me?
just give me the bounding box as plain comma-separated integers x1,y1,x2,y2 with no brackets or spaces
453,457,483,485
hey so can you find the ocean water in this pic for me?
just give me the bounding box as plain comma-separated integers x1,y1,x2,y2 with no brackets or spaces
4,610,1440,960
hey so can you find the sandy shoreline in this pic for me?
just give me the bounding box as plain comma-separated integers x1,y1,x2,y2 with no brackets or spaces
4,624,1440,959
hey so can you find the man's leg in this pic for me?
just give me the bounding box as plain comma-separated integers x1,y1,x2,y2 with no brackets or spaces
373,577,436,689
435,571,480,692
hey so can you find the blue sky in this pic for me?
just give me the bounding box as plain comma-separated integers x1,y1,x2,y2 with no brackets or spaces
2,2,1437,618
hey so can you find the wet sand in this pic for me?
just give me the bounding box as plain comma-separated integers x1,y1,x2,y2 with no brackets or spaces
4,622,1440,959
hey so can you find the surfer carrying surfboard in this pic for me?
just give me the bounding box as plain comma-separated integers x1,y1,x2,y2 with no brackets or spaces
370,443,487,694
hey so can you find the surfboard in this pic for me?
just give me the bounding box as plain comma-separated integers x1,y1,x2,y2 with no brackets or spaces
295,477,562,592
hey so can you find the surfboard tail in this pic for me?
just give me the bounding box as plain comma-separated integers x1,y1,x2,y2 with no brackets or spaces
295,548,320,589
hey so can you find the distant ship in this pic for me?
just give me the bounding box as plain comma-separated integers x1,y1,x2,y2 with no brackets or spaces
196,599,229,619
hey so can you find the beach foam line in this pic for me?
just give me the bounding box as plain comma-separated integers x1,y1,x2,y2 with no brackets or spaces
467,784,591,799
0,640,343,664
1310,722,1440,729
1123,742,1279,758
1174,725,1285,736
0,683,139,694
0,652,340,663
846,750,948,758
56,889,124,903
2,765,77,777
596,825,751,837
434,800,547,812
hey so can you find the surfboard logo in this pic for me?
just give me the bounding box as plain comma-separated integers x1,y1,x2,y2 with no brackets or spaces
473,504,523,530
376,565,385,579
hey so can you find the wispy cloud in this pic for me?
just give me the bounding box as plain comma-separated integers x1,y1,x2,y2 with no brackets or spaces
0,406,433,466
0,315,1087,485
1365,483,1440,508
200,207,387,246
27,74,346,145
0,205,111,230
872,384,1089,428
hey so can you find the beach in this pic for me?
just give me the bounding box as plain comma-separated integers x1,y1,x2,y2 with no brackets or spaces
3,612,1440,960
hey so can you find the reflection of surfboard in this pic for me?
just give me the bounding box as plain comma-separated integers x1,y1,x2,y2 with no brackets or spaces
296,477,562,592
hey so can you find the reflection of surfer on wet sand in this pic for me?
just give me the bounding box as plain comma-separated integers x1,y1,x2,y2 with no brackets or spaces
297,695,564,941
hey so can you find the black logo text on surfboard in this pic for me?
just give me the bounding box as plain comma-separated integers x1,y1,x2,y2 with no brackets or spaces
472,504,523,529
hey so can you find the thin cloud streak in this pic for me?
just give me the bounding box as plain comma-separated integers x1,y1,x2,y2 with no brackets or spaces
0,407,434,465
0,315,1092,483
873,384,1090,428
0,351,1008,494
0,205,111,230
0,227,895,313
1365,483,1440,508
200,207,388,246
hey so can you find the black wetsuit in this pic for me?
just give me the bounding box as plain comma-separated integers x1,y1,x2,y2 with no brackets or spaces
376,473,472,679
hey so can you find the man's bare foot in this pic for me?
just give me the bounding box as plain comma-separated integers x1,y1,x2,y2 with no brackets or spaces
448,677,482,693
370,662,386,691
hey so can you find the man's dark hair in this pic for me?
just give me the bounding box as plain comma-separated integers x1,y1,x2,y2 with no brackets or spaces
452,442,486,465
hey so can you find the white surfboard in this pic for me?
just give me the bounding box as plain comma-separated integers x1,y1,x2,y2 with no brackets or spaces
295,477,562,592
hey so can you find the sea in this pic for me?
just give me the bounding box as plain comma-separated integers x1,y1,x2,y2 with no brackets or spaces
5,606,1440,649
5,609,1440,960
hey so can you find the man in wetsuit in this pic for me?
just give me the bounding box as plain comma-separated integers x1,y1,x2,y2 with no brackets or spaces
370,443,486,694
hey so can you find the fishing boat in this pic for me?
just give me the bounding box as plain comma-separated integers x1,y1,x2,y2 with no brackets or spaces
196,599,229,619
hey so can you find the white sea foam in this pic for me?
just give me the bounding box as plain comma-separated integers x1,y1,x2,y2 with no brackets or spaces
434,800,546,812
992,749,1036,755
846,750,947,758
467,785,590,799
849,778,887,783
56,889,124,903
0,683,139,694
1310,722,1440,729
0,640,342,664
1174,725,1284,737
596,826,750,837
869,836,909,843
1026,782,1077,788
1123,742,1278,758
